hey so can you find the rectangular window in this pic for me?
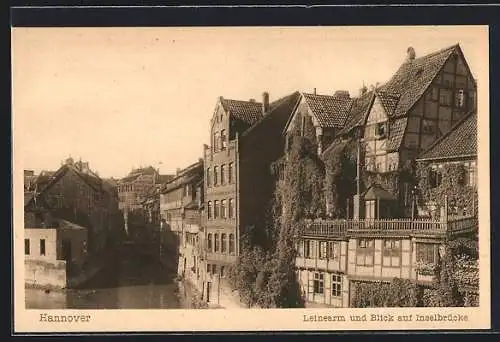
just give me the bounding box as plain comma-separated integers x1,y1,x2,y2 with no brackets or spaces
313,272,324,294
331,274,342,297
304,240,310,258
206,168,211,187
221,233,227,253
214,200,219,219
214,233,219,252
220,164,225,185
375,122,386,138
417,243,439,264
429,165,443,188
40,239,46,256
213,166,218,186
456,89,466,109
221,199,227,219
356,239,375,266
207,233,213,252
220,266,225,278
212,264,217,275
382,240,401,267
207,201,212,219
228,162,233,184
228,199,234,218
207,263,211,274
319,241,327,259
327,241,340,260
229,233,235,255
221,130,227,150
25,239,30,255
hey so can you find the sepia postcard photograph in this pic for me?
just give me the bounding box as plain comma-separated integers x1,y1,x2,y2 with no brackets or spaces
12,24,490,332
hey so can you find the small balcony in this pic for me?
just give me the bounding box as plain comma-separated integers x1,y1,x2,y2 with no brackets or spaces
303,215,477,239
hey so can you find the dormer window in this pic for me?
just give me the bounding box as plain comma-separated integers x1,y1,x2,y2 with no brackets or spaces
375,122,386,138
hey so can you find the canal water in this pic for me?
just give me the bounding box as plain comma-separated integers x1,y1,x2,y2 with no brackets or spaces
25,255,187,309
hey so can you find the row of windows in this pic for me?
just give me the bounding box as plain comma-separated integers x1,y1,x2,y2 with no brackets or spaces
206,163,234,187
428,162,477,189
25,239,45,256
308,272,343,297
207,232,235,255
207,199,235,220
299,239,439,267
298,240,340,260
212,129,227,153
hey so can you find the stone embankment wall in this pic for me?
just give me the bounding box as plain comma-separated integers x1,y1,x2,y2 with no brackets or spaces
25,259,67,289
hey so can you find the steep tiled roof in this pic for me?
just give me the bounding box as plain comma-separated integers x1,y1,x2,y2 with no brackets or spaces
302,93,354,128
418,111,477,160
386,117,408,152
25,163,105,208
243,91,301,138
378,44,458,118
221,98,264,126
377,91,401,117
337,90,374,135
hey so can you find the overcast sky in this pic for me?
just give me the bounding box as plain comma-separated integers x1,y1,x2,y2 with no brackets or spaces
12,26,487,179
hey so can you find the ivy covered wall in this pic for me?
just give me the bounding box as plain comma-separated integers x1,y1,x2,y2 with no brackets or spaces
416,160,478,217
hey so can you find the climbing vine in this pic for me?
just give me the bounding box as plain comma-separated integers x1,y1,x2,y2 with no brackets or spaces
416,161,477,217
351,278,419,307
322,138,357,218
422,237,479,307
229,113,324,308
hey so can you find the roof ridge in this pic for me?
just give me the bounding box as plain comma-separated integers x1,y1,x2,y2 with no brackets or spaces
242,91,301,137
418,110,476,158
413,43,458,62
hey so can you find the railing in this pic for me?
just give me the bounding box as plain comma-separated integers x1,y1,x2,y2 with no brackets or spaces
447,215,479,234
304,215,477,238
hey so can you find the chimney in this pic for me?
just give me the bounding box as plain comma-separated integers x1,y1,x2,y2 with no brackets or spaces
249,98,256,102
262,92,270,114
313,88,317,95
407,46,416,61
176,168,181,175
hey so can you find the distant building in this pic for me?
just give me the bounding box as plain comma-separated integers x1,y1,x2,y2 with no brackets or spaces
117,166,174,216
25,157,122,256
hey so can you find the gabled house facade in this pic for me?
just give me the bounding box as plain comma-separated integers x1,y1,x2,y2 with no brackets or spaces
284,91,354,155
25,157,122,257
355,45,477,219
202,91,301,306
291,44,479,308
